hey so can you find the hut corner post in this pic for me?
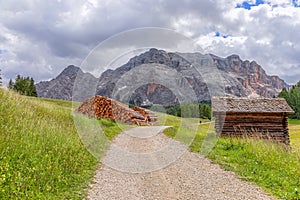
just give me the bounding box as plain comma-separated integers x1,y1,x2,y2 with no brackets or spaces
214,112,225,137
283,112,290,145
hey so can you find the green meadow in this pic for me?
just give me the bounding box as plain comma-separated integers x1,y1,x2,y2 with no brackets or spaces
0,89,125,199
1,88,300,199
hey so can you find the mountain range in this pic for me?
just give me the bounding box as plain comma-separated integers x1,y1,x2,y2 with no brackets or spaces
35,48,289,105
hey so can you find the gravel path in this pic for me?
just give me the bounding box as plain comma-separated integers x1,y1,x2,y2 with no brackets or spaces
87,126,275,200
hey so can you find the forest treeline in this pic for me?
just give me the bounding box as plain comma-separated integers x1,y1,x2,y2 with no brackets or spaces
8,75,37,97
278,81,300,119
148,103,212,119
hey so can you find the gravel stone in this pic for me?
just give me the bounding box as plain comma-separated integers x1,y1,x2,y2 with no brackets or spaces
87,126,275,200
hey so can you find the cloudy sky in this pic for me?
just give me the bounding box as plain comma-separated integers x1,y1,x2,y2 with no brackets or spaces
0,0,300,85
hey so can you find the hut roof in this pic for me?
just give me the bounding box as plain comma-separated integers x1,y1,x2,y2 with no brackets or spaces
212,97,294,113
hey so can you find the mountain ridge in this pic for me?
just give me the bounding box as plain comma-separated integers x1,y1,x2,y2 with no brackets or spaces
35,49,289,104
35,65,98,100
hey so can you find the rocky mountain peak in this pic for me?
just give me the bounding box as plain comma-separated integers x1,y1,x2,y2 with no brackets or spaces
36,49,290,104
65,64,80,71
56,65,81,79
226,54,241,60
35,65,97,101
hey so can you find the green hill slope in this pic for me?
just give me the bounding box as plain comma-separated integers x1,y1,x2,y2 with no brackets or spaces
0,89,99,199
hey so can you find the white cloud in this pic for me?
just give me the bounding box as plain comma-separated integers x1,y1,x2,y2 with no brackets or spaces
0,0,299,85
193,1,300,84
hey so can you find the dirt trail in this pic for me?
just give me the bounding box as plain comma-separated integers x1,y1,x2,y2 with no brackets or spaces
87,126,275,200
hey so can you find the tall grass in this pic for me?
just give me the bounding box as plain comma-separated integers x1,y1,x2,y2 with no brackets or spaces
199,139,300,199
0,89,125,199
162,114,300,200
290,123,300,152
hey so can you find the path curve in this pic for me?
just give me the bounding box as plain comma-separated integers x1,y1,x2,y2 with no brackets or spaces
87,126,275,200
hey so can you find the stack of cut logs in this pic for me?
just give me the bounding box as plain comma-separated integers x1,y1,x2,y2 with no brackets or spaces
76,95,157,125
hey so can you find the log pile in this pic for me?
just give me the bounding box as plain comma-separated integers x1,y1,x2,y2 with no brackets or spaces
132,106,158,125
76,96,158,125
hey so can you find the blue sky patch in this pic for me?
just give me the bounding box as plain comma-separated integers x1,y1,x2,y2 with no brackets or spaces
215,31,229,38
293,0,300,7
236,0,265,10
0,49,8,54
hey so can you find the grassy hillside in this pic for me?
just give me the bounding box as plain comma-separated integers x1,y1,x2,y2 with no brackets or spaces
161,114,300,200
0,89,124,199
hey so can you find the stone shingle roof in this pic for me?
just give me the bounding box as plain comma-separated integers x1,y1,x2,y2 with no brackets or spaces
212,96,294,113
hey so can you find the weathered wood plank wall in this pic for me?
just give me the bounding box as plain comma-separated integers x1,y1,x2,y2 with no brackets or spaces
214,112,290,144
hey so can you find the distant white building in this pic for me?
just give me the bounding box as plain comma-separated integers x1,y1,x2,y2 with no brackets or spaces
141,99,153,107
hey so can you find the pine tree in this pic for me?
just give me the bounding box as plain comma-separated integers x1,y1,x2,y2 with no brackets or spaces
296,81,300,88
29,78,37,97
278,84,300,119
278,88,289,101
289,86,300,119
203,105,212,120
8,79,13,89
9,75,37,97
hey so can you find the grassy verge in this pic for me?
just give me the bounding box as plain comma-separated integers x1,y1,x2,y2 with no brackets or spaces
0,89,126,199
290,123,300,152
161,113,300,200
157,112,211,145
288,119,300,125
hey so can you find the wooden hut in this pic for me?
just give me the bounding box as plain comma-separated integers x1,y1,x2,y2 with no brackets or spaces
212,97,294,144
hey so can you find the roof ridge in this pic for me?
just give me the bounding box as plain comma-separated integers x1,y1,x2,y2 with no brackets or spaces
212,96,294,113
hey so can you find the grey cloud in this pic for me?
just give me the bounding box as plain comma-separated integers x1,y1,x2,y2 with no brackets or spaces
282,73,300,85
81,27,198,77
0,0,299,85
